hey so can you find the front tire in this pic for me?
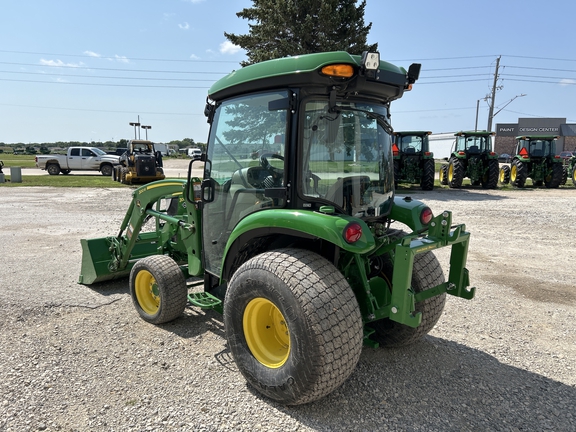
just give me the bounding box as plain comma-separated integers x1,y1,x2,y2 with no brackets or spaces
448,158,464,188
369,248,446,348
100,164,113,177
129,255,188,324
511,159,527,188
499,165,510,185
439,165,448,185
224,249,363,405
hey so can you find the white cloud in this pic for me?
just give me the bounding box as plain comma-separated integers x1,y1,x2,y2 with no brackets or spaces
84,51,101,58
115,55,130,64
39,59,83,68
163,12,175,20
559,79,575,86
189,54,200,60
219,41,241,55
182,0,205,3
178,22,190,30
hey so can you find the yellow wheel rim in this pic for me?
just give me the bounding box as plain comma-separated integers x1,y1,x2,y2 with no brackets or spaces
499,169,505,182
573,170,576,182
135,270,160,315
439,168,445,183
448,164,454,182
511,165,517,182
243,297,290,368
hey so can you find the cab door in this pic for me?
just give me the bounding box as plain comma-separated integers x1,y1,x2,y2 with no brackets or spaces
201,91,289,277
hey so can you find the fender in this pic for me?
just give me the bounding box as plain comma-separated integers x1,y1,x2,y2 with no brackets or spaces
222,208,376,278
389,196,430,232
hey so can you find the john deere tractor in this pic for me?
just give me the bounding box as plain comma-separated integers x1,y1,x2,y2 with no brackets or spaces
439,131,499,189
499,135,563,188
112,139,165,185
79,51,474,405
392,131,435,190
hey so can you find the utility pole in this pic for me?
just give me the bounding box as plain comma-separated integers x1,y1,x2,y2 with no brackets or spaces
486,56,501,133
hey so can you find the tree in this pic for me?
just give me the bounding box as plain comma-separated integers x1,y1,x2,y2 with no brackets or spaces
225,0,377,66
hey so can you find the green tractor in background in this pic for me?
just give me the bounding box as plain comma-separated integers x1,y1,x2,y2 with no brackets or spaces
79,51,474,405
499,135,563,188
561,152,576,187
392,131,435,190
439,131,499,189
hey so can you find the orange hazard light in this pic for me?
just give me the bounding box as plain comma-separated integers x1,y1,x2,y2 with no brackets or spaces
519,147,529,157
392,143,399,156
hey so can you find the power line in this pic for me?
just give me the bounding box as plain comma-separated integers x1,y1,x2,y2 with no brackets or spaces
0,102,203,116
0,49,239,64
0,61,228,75
0,70,215,82
0,78,211,89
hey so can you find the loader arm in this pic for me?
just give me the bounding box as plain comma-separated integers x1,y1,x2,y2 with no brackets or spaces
79,179,202,284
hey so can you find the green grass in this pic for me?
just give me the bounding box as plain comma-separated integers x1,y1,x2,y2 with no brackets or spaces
1,154,37,168
0,175,127,188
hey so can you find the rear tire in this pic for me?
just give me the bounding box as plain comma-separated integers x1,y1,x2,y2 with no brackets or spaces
499,165,510,185
482,159,499,189
561,166,568,185
129,255,187,324
544,163,563,188
224,249,363,405
46,164,60,175
511,159,527,188
572,165,576,187
448,158,464,188
120,167,129,185
369,245,446,348
420,159,435,190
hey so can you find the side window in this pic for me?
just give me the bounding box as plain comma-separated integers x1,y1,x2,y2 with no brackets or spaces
82,149,95,157
70,148,80,156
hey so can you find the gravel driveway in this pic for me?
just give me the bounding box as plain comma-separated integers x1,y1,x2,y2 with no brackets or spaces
1,180,575,431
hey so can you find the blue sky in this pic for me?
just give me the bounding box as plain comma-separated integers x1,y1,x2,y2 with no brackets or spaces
1,0,575,144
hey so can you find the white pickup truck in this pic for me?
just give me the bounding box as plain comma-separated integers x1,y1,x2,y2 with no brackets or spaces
35,147,120,176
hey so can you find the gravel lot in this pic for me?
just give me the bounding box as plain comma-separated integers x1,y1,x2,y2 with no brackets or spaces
1,169,575,431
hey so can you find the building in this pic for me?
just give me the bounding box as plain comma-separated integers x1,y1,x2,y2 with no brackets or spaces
495,118,576,155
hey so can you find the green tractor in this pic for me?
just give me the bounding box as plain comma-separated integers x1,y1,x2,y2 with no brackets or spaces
499,135,563,188
392,131,435,190
566,154,576,187
79,51,474,405
439,131,499,189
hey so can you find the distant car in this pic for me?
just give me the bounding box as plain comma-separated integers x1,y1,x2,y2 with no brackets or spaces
559,151,574,160
498,153,512,163
188,148,202,160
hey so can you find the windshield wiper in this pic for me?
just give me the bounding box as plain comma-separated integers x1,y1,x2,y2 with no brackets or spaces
332,107,394,135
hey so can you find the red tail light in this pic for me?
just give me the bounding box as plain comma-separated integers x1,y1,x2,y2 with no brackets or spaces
420,207,433,225
343,222,362,243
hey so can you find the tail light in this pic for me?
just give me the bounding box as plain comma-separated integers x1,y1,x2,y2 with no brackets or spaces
420,207,433,225
343,222,362,244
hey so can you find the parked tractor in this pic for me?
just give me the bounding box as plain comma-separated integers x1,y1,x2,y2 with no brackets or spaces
499,135,563,188
439,131,499,189
566,153,576,186
392,131,435,190
112,139,165,185
80,51,474,405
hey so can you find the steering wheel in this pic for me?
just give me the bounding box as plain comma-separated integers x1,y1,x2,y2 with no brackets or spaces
259,153,284,183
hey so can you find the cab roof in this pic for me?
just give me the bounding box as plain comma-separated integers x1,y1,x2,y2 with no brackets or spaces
208,51,410,103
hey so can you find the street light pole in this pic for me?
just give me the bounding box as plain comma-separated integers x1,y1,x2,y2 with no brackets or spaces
141,125,151,140
475,99,480,131
129,122,140,139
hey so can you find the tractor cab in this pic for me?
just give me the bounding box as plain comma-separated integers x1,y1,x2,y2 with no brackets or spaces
392,131,435,190
454,131,494,155
514,135,558,160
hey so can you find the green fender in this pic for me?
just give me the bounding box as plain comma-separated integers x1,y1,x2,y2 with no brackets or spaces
389,196,430,233
222,208,376,278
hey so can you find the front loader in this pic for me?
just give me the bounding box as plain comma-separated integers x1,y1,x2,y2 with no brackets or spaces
80,51,475,405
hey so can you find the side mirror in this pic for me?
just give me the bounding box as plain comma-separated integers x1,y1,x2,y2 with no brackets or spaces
407,63,421,84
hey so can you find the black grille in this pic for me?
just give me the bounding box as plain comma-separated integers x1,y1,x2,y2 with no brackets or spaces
135,156,156,176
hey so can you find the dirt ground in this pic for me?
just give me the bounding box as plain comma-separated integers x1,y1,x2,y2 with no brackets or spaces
1,173,575,431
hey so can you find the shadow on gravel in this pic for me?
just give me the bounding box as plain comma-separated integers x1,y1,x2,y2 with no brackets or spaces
272,336,574,430
399,189,511,203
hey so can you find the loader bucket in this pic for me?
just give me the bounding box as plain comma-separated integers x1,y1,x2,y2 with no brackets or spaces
78,235,160,285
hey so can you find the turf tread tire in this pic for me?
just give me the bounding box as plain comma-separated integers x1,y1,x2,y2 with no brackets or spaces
369,231,446,348
129,255,188,325
482,159,499,189
224,248,363,405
